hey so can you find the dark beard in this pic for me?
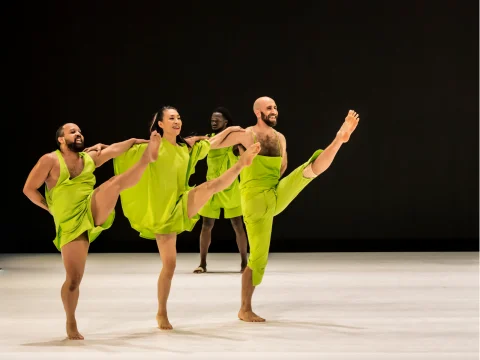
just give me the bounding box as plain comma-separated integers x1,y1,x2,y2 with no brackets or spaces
261,111,277,127
66,139,84,152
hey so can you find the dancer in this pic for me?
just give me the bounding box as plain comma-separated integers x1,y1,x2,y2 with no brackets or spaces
194,107,248,274
23,123,160,340
209,97,360,322
112,106,260,330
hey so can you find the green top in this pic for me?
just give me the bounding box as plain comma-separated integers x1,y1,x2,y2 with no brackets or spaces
46,150,113,250
113,139,210,238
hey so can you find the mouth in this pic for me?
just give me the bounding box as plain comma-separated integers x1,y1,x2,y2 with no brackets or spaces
75,138,82,143
172,126,180,130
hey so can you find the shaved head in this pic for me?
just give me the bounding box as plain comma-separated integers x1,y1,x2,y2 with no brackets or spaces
253,96,275,112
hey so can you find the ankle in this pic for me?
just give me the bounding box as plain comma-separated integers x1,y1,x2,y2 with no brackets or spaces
157,310,167,317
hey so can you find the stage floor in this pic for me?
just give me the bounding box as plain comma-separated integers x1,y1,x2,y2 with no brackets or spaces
0,252,478,360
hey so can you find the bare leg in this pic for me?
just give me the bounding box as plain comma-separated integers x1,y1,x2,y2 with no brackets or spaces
238,267,265,322
60,233,90,339
187,143,260,218
194,217,215,273
309,110,360,176
230,216,248,272
155,233,177,330
91,131,161,226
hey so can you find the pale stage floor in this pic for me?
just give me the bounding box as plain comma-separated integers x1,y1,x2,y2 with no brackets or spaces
0,252,478,360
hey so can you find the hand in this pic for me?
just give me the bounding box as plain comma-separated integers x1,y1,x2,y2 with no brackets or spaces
184,136,209,147
84,143,108,154
134,138,150,144
228,126,245,133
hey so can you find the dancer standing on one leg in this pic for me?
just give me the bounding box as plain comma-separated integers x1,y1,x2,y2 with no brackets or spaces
194,106,248,274
23,123,160,339
209,97,360,322
113,106,260,330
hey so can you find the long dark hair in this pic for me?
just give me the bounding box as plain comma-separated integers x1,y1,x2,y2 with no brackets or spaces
149,106,190,147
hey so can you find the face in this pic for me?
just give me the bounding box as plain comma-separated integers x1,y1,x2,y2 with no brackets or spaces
60,123,84,152
258,100,278,127
210,112,228,132
159,109,182,135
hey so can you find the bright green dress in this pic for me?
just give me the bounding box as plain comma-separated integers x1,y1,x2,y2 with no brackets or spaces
112,139,210,239
240,131,323,286
45,150,115,251
198,133,242,219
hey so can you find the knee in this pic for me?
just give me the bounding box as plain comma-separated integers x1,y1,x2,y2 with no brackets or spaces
231,217,245,233
66,274,83,291
162,258,176,277
202,218,215,232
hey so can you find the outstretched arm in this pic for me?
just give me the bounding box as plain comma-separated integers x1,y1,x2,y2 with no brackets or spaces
23,154,55,213
87,138,149,167
209,127,247,149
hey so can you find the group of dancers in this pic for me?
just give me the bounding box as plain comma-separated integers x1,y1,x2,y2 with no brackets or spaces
23,96,360,339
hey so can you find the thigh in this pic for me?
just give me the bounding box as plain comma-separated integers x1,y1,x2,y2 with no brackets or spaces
155,233,177,264
91,178,120,226
187,181,216,219
61,232,89,280
275,164,315,216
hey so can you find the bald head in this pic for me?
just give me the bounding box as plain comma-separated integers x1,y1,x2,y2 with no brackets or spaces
253,97,275,112
253,96,278,127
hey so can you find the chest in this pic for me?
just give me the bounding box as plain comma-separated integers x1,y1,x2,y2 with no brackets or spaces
64,158,85,179
256,133,281,157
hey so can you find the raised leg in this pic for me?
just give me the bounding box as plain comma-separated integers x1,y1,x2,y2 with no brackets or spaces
194,217,215,273
60,233,89,340
187,143,260,218
310,110,360,176
156,233,177,330
90,131,161,226
230,216,248,272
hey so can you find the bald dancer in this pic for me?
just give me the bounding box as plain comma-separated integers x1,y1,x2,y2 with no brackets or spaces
23,123,160,339
210,97,360,322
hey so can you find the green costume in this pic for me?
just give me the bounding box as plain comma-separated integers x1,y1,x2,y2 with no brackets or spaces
198,133,242,219
240,131,323,286
112,139,210,238
45,150,115,251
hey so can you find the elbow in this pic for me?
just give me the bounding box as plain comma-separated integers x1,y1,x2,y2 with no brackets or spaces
23,185,31,198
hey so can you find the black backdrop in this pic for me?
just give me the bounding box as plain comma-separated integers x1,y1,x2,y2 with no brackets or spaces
3,1,478,253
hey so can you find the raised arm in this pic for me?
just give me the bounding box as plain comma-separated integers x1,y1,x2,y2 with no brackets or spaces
23,154,55,213
86,138,149,167
279,132,288,177
209,127,248,149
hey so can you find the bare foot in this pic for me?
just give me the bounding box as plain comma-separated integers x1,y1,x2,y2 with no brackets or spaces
337,110,360,143
239,143,261,167
145,130,161,162
66,320,84,340
156,314,173,330
238,309,266,322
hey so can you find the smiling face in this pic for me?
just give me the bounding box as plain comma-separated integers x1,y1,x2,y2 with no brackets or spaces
158,108,182,136
254,97,278,127
57,123,84,152
210,112,228,132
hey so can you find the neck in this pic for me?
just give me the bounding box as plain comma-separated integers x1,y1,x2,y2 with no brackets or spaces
163,132,177,146
60,146,80,159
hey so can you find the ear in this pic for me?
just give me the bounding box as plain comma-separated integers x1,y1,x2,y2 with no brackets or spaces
58,136,65,145
158,120,164,129
254,109,261,118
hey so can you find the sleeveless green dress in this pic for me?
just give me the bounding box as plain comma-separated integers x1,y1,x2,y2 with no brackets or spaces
45,150,115,251
198,133,242,219
240,131,323,285
113,139,210,239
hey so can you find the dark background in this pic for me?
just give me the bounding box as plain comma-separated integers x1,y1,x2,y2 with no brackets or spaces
3,0,478,254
